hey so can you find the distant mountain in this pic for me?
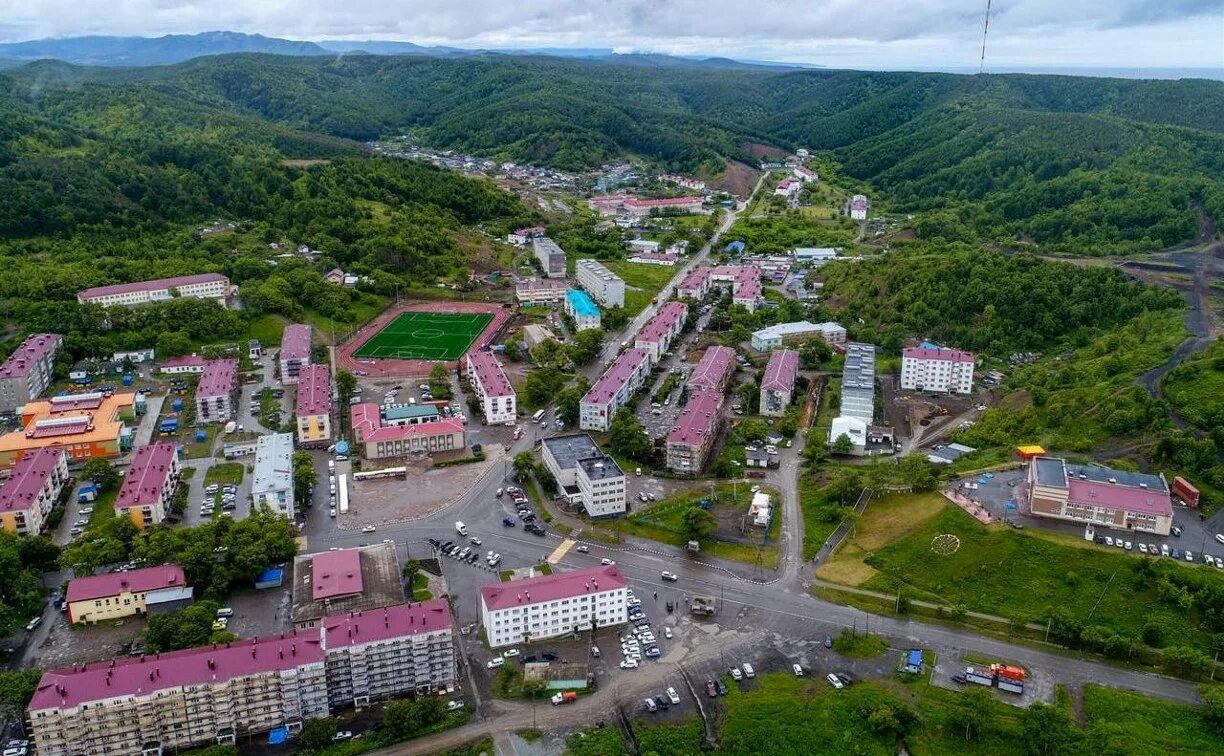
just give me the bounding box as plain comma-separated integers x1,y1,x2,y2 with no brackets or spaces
0,31,328,66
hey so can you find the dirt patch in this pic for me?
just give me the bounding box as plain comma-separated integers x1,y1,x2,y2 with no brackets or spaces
738,142,787,160
279,159,332,168
32,616,144,669
712,160,763,198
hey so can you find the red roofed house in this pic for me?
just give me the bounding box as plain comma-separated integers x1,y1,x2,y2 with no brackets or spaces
1028,457,1173,536
666,389,725,474
295,364,333,446
711,265,762,312
0,448,68,536
633,301,688,364
66,564,192,625
507,226,546,245
114,442,181,528
350,403,464,460
900,346,975,394
480,565,628,648
689,346,736,393
291,543,412,630
677,266,713,300
760,349,799,417
279,323,312,384
465,350,516,425
195,358,239,422
158,354,206,375
76,272,231,308
580,348,651,432
0,333,62,413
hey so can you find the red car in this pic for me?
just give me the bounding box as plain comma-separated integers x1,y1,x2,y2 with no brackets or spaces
705,680,718,697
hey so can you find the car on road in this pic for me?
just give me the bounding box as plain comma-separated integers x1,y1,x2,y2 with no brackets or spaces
666,687,681,705
826,673,844,689
1216,534,1224,545
487,658,504,669
660,570,678,581
664,627,673,639
1172,525,1183,537
792,664,805,676
329,508,337,517
502,648,520,658
361,525,376,533
705,680,718,697
601,558,616,566
502,518,516,527
576,545,589,553
836,672,857,686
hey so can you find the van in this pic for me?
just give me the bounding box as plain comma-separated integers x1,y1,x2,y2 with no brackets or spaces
216,607,234,618
486,657,505,669
328,460,335,471
742,663,755,678
456,521,468,536
25,616,41,632
532,409,546,424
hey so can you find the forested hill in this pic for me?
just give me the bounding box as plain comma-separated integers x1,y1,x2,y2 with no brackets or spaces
7,53,1221,252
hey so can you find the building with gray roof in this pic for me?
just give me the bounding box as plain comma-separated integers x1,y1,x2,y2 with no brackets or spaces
541,434,626,517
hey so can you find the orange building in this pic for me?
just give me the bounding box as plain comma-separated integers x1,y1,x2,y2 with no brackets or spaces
0,392,134,468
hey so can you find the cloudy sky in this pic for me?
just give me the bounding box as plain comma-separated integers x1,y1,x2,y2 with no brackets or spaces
2,0,1222,71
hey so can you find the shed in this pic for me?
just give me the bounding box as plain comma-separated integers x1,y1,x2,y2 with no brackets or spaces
255,567,284,589
77,483,99,504
903,649,923,674
724,241,746,255
1016,445,1045,460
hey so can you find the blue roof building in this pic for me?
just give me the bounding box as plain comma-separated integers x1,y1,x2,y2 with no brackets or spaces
724,240,746,255
565,289,602,331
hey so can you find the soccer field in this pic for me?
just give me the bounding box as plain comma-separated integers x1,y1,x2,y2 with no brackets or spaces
352,312,493,361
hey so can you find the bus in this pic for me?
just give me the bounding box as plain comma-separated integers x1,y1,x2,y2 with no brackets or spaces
532,409,546,424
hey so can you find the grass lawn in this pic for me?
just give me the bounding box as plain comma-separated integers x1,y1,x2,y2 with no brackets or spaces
204,463,245,486
244,314,287,347
180,426,217,460
85,487,118,530
1081,684,1222,752
831,628,888,658
816,492,948,586
179,467,196,479
303,293,390,337
599,259,679,317
798,470,852,560
410,572,432,601
352,311,493,361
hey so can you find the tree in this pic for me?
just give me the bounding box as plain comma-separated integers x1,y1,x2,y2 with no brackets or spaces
402,558,422,590
0,669,42,709
383,696,449,743
145,600,223,653
513,452,536,482
947,687,996,741
1161,645,1212,678
1019,703,1080,755
524,367,567,407
291,451,316,505
529,339,569,370
567,328,605,366
299,717,341,751
82,458,120,491
898,454,937,492
681,507,718,542
18,535,61,570
428,363,453,399
609,408,652,462
336,370,357,406
832,433,854,455
1201,684,1224,736
556,376,590,426
602,306,629,331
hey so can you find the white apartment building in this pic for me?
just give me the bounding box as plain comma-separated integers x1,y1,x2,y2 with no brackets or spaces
532,236,568,278
515,277,569,305
466,350,517,424
0,448,68,536
252,433,295,517
279,323,313,384
634,301,687,364
575,258,626,308
0,333,62,414
76,273,231,308
579,348,651,432
480,565,628,648
900,346,975,394
541,434,627,517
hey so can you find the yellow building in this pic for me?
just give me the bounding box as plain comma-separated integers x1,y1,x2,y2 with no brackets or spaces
0,448,68,536
66,564,192,625
114,442,180,528
295,364,332,445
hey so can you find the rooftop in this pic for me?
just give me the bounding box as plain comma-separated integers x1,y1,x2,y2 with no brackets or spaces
1,392,133,456
295,364,332,417
280,324,313,362
78,273,228,301
753,321,843,341
196,359,238,399
292,542,404,625
636,301,688,344
481,564,627,612
1067,477,1173,517
625,196,702,208
467,350,514,399
252,433,294,496
667,389,723,447
115,443,177,511
761,349,799,392
383,404,441,421
542,434,623,480
628,252,678,262
678,266,712,293
578,455,625,481
903,346,975,364
311,549,364,601
1066,463,1167,492
0,448,64,513
688,346,735,391
840,342,876,410
160,355,205,370
582,348,649,406
323,600,453,649
516,278,569,293
0,333,61,380
66,564,186,605
566,289,600,318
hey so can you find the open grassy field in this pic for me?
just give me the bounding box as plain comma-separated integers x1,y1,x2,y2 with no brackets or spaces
352,311,492,360
599,259,679,317
204,463,244,486
1162,338,1224,430
816,492,947,586
303,292,390,336
1081,684,1222,752
243,314,287,347
797,469,855,560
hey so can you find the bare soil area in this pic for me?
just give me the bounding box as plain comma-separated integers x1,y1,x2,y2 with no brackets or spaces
340,447,504,527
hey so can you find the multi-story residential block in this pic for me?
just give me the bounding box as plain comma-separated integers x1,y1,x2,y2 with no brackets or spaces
676,266,713,300
575,258,625,308
195,359,239,423
0,392,134,468
0,333,62,413
76,273,231,308
350,404,465,460
532,236,568,278
751,321,845,351
465,350,516,425
710,265,762,312
634,301,688,364
688,345,736,393
565,289,602,331
0,448,68,536
295,364,333,445
829,343,877,454
665,389,724,473
848,194,870,220
279,324,313,384
114,442,180,528
480,564,628,648
658,174,706,191
587,195,704,218
507,226,546,245
291,544,407,630
541,434,626,517
1028,457,1173,536
579,348,651,432
760,349,799,417
66,564,193,625
252,433,295,518
515,277,569,305
900,346,975,394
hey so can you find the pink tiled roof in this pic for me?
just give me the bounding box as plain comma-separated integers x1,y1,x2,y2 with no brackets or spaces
636,302,687,344
481,565,627,612
625,196,702,208
689,346,735,391
159,355,205,370
66,564,186,605
677,266,712,294
27,417,92,438
311,549,364,600
0,333,61,379
902,346,975,364
280,324,312,361
0,448,63,513
466,350,514,399
350,403,381,441
629,253,678,262
78,273,228,301
349,404,463,444
115,443,177,511
29,630,323,711
196,359,238,399
514,226,546,236
295,364,332,417
324,600,453,648
1066,479,1173,517
582,348,649,406
667,389,723,447
761,349,799,392
734,277,762,301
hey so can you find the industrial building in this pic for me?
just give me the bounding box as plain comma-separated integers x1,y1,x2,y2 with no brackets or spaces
588,194,704,219
66,564,192,625
0,333,62,413
579,348,651,432
575,258,625,308
793,247,839,266
195,359,239,423
0,392,134,468
1027,457,1173,536
522,324,559,350
751,321,845,351
114,442,181,528
279,323,313,384
76,273,232,308
252,433,295,518
350,404,465,460
0,448,68,536
480,564,628,648
634,301,688,364
291,543,405,630
532,236,568,278
541,434,627,517
465,350,517,424
900,345,975,394
565,289,602,331
295,364,333,445
759,349,799,417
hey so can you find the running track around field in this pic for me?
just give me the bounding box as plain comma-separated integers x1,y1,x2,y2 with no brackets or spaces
336,300,511,378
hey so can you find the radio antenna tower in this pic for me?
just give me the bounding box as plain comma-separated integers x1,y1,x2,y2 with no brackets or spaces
979,0,993,74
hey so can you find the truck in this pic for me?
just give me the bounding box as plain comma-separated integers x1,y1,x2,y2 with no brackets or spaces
1173,476,1201,508
551,691,578,705
224,421,237,434
690,595,717,616
455,521,468,536
997,677,1025,695
964,667,994,687
990,664,1027,681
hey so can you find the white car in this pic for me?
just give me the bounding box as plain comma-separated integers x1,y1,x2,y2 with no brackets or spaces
729,667,743,681
446,700,464,711
664,627,673,639
601,558,616,566
793,664,805,676
502,648,520,658
576,545,589,553
361,525,376,533
1216,533,1224,545
620,659,639,669
487,658,505,669
661,571,678,582
826,673,844,689
1138,543,1148,554
666,687,681,705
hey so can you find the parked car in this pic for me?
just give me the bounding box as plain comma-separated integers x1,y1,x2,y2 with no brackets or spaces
792,664,805,676
826,673,844,689
660,571,678,582
446,700,464,711
644,697,658,712
333,731,353,741
620,659,639,669
666,687,681,705
705,680,718,697
730,667,743,681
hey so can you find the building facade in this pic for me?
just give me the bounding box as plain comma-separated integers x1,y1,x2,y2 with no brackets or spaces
751,321,845,351
0,448,68,535
196,359,239,423
634,301,687,364
279,324,313,384
532,237,568,278
350,405,465,460
115,442,181,528
828,343,877,453
541,434,627,517
565,289,602,331
253,433,295,518
295,364,333,445
0,392,134,468
848,194,870,220
515,277,569,305
688,346,736,393
480,565,628,648
465,350,516,425
77,273,231,308
0,333,62,414
1028,457,1173,536
159,355,206,374
579,348,651,432
677,266,712,300
900,346,975,394
575,258,625,308
759,349,799,418
66,564,192,625
665,389,724,474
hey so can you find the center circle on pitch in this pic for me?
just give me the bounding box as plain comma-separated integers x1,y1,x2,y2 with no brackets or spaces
412,328,445,339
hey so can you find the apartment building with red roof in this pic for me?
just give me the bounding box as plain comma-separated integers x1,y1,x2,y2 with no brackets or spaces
114,442,180,528
465,350,516,424
580,348,651,432
295,363,333,445
633,301,688,364
760,349,799,418
0,333,62,413
279,323,313,384
195,358,239,422
665,389,724,474
480,565,628,648
77,273,231,308
0,448,67,536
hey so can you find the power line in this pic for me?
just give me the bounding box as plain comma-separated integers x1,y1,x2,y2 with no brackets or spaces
979,0,993,74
